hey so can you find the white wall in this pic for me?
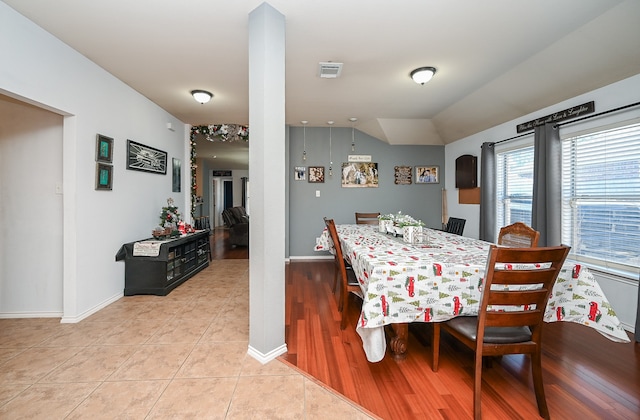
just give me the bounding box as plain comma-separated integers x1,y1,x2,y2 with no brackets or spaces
444,73,640,330
1,2,188,321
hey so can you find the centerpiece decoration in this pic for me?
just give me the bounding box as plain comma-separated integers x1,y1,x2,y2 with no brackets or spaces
379,212,425,243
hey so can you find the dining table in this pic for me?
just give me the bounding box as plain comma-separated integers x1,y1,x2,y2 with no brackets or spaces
315,224,631,363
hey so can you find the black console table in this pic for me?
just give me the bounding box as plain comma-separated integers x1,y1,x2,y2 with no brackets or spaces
115,231,210,296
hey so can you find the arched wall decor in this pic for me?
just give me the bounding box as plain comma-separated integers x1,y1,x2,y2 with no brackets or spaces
189,124,249,216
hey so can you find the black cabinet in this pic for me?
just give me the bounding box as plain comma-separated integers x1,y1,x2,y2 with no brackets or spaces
455,154,477,189
115,231,210,296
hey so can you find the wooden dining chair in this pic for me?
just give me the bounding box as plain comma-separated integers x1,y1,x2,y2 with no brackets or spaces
498,222,540,248
355,212,380,225
445,217,466,235
431,244,570,420
324,217,363,329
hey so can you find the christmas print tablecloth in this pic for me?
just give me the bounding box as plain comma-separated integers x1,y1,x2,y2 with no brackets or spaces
316,224,630,362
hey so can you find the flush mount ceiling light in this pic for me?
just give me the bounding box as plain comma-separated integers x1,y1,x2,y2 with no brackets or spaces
410,67,437,85
191,90,213,104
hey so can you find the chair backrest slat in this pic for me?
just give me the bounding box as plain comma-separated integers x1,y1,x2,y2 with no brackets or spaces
478,245,570,339
498,222,540,247
446,217,466,235
355,212,380,225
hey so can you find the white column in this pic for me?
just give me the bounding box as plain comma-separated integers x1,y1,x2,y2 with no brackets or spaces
247,3,287,362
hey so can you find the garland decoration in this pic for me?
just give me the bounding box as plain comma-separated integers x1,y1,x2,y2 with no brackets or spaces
189,124,249,216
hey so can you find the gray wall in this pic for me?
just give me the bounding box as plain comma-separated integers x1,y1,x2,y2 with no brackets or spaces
288,126,445,257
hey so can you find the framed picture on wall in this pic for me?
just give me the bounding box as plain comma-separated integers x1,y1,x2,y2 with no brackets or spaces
126,140,167,174
415,165,439,184
341,162,379,188
96,134,113,163
308,166,325,183
172,158,181,192
294,166,306,181
394,166,412,185
95,162,113,190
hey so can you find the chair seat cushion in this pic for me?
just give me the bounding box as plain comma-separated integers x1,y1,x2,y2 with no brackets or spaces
447,316,532,344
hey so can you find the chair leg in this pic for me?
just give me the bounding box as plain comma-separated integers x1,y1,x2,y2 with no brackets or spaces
473,351,483,420
340,288,349,330
531,351,550,419
432,323,441,371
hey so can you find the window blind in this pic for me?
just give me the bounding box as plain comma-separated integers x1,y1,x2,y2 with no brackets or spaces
561,122,640,275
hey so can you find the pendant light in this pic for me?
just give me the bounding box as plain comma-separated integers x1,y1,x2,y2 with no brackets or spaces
349,117,357,152
301,121,308,161
327,121,334,177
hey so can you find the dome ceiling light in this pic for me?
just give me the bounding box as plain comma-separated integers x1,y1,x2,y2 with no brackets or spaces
191,90,213,104
410,67,437,85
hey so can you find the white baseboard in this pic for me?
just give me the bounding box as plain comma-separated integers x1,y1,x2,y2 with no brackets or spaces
247,343,288,364
0,311,63,319
289,255,332,260
60,292,123,323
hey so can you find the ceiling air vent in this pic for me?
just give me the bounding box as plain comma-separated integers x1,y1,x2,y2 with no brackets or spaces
318,62,343,79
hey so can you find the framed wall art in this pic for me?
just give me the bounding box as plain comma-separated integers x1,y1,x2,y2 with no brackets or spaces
172,158,181,192
394,166,412,185
126,140,167,174
341,162,379,188
96,134,113,163
415,165,439,184
308,166,325,183
95,162,113,190
294,166,306,181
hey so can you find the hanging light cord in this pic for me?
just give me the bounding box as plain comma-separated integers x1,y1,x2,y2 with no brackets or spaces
350,117,357,152
328,121,334,177
302,121,307,161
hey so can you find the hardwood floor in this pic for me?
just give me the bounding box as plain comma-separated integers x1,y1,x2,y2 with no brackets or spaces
281,259,640,420
210,227,248,260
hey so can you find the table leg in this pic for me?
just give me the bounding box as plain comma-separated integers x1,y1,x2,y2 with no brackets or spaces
388,323,409,360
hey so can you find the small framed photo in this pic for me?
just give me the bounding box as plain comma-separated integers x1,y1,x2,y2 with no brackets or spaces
294,166,306,181
96,134,113,163
308,166,325,183
95,162,113,190
415,166,439,184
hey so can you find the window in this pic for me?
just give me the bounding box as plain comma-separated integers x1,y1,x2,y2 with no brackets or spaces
561,122,640,275
496,145,534,229
496,120,640,277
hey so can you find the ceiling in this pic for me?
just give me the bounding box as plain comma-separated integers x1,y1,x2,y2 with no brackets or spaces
4,0,640,169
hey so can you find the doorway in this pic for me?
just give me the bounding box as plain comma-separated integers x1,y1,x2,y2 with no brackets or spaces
210,176,233,227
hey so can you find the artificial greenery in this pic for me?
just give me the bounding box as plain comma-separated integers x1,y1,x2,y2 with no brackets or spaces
189,124,249,217
160,197,181,227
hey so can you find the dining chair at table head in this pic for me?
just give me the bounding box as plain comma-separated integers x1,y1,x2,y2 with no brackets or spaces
498,222,540,248
355,212,380,225
431,244,570,420
323,217,363,329
445,217,466,235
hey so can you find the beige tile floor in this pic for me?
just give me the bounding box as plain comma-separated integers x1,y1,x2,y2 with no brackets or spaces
0,259,377,419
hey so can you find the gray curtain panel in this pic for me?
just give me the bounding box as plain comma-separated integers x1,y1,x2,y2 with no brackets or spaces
636,272,640,342
532,123,562,246
479,142,496,243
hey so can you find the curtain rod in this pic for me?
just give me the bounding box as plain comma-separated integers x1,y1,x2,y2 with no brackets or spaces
488,101,640,146
493,132,531,145
554,101,640,128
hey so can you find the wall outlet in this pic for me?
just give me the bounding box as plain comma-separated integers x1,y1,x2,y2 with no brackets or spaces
316,190,320,197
